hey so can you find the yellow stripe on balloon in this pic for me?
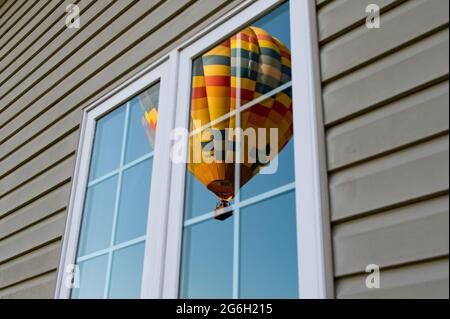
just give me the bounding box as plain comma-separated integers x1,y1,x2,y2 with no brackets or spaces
203,43,230,56
277,92,291,108
231,77,256,91
192,76,206,88
203,65,230,76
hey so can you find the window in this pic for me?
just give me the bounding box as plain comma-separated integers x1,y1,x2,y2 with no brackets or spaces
71,83,159,298
57,0,332,299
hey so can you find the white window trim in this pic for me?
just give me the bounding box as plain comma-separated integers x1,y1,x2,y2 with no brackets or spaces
291,0,334,299
163,0,334,299
55,56,175,299
56,0,334,300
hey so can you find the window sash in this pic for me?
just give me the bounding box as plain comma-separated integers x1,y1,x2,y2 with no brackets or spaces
163,0,333,299
55,57,175,299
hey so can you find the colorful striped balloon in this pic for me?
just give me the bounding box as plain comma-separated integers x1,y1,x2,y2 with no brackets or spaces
142,107,158,147
188,26,293,219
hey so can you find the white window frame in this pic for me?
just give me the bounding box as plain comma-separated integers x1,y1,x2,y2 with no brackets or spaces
163,0,333,299
55,55,177,299
56,0,333,299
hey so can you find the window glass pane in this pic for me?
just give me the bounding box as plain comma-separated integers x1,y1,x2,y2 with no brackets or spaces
108,242,145,298
240,191,298,298
180,217,234,298
89,107,125,181
78,176,117,256
181,2,296,299
71,254,108,299
125,83,160,164
114,159,152,244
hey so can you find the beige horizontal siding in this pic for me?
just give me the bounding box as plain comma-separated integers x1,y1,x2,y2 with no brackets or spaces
336,258,449,299
0,1,18,23
1,155,75,219
319,0,449,298
0,0,63,62
320,0,449,82
329,136,449,221
0,114,81,179
0,212,65,264
0,0,92,93
317,0,402,42
0,183,71,240
0,1,39,45
0,129,78,196
323,28,449,125
0,241,61,289
333,195,449,276
327,81,449,171
0,271,57,299
0,0,244,298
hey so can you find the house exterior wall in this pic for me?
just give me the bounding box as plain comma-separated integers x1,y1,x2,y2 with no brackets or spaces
0,0,448,298
317,0,449,298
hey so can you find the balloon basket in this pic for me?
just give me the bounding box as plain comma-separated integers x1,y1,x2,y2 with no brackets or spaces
214,200,233,221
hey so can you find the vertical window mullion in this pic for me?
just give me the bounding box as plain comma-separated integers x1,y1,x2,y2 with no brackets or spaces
289,0,333,298
232,38,243,299
232,208,241,299
102,101,131,298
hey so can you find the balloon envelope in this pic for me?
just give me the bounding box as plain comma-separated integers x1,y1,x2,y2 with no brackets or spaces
189,26,293,204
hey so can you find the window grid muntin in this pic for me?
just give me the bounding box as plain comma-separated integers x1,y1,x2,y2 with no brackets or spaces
183,181,295,228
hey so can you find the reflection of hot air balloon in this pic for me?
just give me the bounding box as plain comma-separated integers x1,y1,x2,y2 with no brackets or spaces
139,83,160,148
190,26,293,220
142,107,158,147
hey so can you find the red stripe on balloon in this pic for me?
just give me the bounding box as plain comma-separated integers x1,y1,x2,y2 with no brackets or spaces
249,104,271,117
234,32,259,46
255,34,279,47
205,76,230,86
230,88,254,101
280,50,291,59
272,100,289,117
192,87,207,99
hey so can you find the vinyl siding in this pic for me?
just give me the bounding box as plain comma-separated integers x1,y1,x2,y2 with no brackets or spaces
0,0,245,299
0,0,448,299
318,0,449,298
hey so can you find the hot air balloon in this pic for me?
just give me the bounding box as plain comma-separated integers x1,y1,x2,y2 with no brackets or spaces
139,84,160,148
189,26,293,220
144,26,293,220
142,107,158,147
